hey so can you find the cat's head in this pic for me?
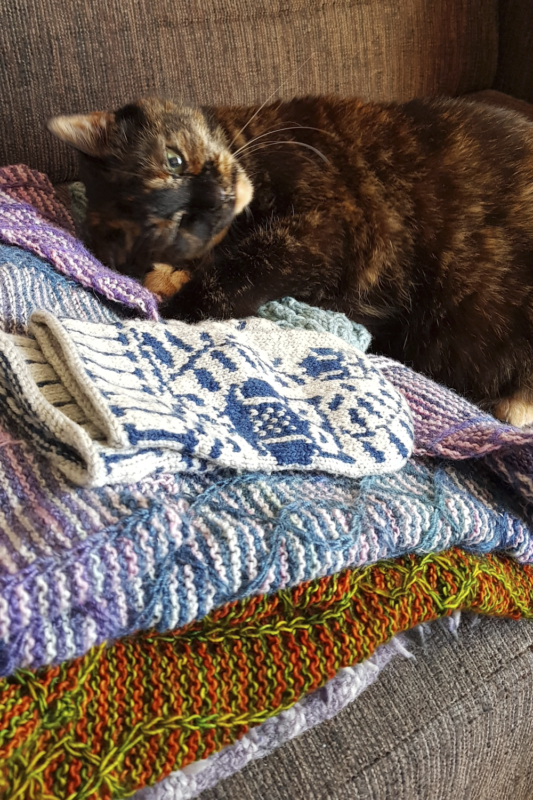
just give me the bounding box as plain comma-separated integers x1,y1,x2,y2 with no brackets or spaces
47,98,254,280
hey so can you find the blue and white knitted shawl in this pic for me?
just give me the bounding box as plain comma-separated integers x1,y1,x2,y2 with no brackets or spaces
0,310,412,485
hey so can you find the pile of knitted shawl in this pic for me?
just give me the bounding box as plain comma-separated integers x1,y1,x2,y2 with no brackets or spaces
1,165,533,800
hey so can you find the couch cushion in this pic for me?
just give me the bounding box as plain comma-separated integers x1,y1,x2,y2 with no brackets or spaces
468,89,533,122
1,0,498,184
195,616,533,800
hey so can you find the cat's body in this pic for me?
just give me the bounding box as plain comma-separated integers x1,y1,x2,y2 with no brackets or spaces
49,95,533,424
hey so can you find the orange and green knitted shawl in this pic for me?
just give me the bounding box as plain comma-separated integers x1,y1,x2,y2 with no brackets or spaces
1,548,533,800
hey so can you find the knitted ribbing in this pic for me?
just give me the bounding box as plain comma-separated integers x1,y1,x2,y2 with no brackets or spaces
0,213,531,678
68,180,88,233
9,166,533,510
60,175,533,507
1,549,532,800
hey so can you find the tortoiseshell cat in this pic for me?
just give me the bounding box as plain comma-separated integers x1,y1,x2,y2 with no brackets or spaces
48,95,533,426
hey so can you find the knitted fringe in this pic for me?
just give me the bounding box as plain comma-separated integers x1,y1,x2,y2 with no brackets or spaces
1,548,533,799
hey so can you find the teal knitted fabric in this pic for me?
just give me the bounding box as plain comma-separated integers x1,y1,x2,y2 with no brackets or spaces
258,297,372,352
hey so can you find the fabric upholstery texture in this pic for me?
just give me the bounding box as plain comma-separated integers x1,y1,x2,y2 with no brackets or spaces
0,0,498,183
494,0,533,104
195,615,533,800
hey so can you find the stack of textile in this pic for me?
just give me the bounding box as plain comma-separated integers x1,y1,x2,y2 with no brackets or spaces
0,164,533,800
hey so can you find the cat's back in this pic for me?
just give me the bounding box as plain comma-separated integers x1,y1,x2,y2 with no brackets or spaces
313,94,533,178
337,95,533,242
239,94,533,210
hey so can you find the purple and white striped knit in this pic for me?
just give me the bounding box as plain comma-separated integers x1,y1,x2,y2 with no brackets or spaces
0,165,159,320
0,165,531,683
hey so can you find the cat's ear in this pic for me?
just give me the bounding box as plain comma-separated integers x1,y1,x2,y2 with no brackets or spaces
47,112,115,158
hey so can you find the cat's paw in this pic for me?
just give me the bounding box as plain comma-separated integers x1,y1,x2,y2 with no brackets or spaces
144,263,191,298
159,286,206,323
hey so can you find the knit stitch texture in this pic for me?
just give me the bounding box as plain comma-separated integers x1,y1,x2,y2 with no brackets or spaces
0,166,159,319
0,169,531,682
135,634,411,800
0,169,533,799
0,310,413,486
1,549,533,799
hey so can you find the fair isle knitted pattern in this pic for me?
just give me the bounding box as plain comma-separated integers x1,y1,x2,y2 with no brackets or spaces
2,549,533,800
58,172,533,506
0,166,159,320
12,166,533,506
0,310,413,486
259,301,533,509
0,177,530,694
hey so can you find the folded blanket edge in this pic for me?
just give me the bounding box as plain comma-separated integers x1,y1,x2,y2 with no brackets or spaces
0,324,105,486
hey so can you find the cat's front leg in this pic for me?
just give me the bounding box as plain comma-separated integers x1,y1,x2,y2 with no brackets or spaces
158,212,339,322
158,262,264,322
144,263,192,298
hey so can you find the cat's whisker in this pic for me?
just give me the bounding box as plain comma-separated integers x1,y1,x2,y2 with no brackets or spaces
227,54,314,149
233,125,333,158
236,139,329,164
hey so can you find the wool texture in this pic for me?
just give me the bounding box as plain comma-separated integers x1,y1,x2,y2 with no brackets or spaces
0,170,531,683
135,633,412,800
0,166,159,320
1,168,533,800
1,549,533,800
0,310,413,486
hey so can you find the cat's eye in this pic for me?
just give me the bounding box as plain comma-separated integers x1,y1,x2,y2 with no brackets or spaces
166,149,185,175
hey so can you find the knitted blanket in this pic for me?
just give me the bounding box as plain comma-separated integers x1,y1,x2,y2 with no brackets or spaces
2,548,533,800
0,310,413,486
1,167,533,799
0,169,531,684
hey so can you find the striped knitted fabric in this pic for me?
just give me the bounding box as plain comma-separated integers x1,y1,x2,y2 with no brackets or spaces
1,548,533,800
0,166,159,320
1,169,533,799
0,310,413,486
6,166,533,502
0,245,122,335
137,634,413,800
0,165,75,233
0,172,531,681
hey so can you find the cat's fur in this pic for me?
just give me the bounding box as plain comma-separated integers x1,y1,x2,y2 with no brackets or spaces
48,95,533,425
